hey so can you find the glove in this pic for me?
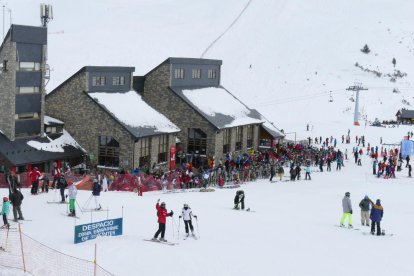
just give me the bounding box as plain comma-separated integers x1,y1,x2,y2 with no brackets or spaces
179,216,182,219
350,210,353,214
169,211,174,216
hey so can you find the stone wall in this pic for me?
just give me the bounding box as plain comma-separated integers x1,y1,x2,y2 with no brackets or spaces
0,36,17,140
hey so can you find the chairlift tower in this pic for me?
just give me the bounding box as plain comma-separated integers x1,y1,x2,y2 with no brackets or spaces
346,84,368,126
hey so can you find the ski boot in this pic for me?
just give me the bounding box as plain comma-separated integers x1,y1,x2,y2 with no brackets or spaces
348,224,353,229
186,233,189,237
159,238,167,242
340,224,345,227
151,237,158,241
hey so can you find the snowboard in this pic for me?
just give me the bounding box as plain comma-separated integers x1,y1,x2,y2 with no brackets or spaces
335,225,360,230
143,239,177,246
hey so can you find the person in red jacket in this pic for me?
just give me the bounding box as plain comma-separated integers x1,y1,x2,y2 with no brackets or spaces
29,167,41,195
152,199,174,242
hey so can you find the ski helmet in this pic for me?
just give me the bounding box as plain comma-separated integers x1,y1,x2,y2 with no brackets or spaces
345,192,350,197
183,203,189,208
160,202,166,207
3,197,8,202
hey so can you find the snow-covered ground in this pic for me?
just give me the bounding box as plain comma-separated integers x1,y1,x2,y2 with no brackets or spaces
1,130,414,276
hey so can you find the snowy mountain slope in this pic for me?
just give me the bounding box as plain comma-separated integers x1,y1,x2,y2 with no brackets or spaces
7,0,414,133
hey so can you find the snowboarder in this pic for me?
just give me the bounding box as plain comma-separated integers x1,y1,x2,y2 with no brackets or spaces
152,199,173,242
234,190,245,210
359,195,371,226
68,182,77,217
92,178,102,210
9,188,24,221
179,203,197,237
370,199,384,236
1,197,10,229
340,192,353,228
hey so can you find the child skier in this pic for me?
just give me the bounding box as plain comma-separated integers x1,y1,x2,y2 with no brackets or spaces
1,197,10,229
179,203,197,237
68,182,78,217
340,192,353,228
234,190,245,210
152,199,174,242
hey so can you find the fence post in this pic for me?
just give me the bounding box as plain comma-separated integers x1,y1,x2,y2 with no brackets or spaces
18,223,26,272
94,243,97,276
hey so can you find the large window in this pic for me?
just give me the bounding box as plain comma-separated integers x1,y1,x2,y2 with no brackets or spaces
139,137,151,167
158,135,169,163
19,62,40,71
208,69,217,79
112,76,125,86
192,69,201,79
98,136,120,167
174,68,185,79
223,129,231,153
92,76,106,86
235,126,243,151
247,125,254,149
188,128,207,155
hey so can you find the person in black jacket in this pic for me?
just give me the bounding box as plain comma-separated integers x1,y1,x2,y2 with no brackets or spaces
58,176,68,202
269,165,275,182
9,188,24,221
234,190,245,210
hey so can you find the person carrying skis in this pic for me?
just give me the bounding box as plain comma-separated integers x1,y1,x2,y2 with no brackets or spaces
340,192,353,228
359,195,371,226
370,199,384,236
1,197,10,229
152,199,173,242
179,203,197,237
68,182,78,217
9,188,24,221
234,190,245,210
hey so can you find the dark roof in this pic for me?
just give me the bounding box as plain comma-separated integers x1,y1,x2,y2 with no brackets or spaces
133,76,146,94
0,132,85,166
169,86,263,129
400,109,414,119
145,57,222,77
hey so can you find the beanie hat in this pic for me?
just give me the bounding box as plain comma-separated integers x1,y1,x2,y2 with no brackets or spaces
3,196,8,202
376,199,381,205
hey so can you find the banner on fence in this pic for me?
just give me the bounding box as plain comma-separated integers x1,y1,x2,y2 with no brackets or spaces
74,218,123,244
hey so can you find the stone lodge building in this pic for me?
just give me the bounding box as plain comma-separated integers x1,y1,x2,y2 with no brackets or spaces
46,66,180,171
135,57,267,163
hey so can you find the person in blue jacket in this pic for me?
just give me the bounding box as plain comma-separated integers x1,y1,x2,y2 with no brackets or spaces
1,196,10,229
370,199,384,236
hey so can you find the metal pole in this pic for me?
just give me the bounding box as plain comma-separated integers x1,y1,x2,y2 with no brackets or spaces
354,90,360,126
94,244,97,276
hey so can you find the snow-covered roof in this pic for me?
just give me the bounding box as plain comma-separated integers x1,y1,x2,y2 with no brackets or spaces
27,130,85,153
172,86,263,129
89,90,180,138
262,119,285,139
44,115,64,126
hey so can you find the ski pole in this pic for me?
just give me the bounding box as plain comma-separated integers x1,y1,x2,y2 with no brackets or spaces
178,217,181,239
76,200,84,214
195,217,200,239
171,216,175,240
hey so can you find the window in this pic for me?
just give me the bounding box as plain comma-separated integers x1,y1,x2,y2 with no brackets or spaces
98,136,120,167
18,87,40,94
15,112,39,119
188,128,207,154
19,62,40,71
247,125,254,148
235,126,243,151
45,126,57,134
158,135,169,163
139,137,151,167
174,68,185,79
192,69,201,79
208,69,217,79
92,76,106,86
112,76,125,86
223,129,231,153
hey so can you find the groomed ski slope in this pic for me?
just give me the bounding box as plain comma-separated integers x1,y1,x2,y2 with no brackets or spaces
2,128,414,275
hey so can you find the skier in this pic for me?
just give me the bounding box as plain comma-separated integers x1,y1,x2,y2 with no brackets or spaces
29,167,41,195
359,195,371,226
269,164,275,182
179,203,197,237
152,199,173,242
295,164,301,180
305,164,311,180
1,197,10,229
51,163,61,189
370,199,384,236
68,182,78,217
92,178,102,210
340,192,353,228
58,175,68,203
9,188,24,221
234,190,245,210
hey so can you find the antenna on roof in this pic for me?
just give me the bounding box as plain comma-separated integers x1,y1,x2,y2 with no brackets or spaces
40,3,53,27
